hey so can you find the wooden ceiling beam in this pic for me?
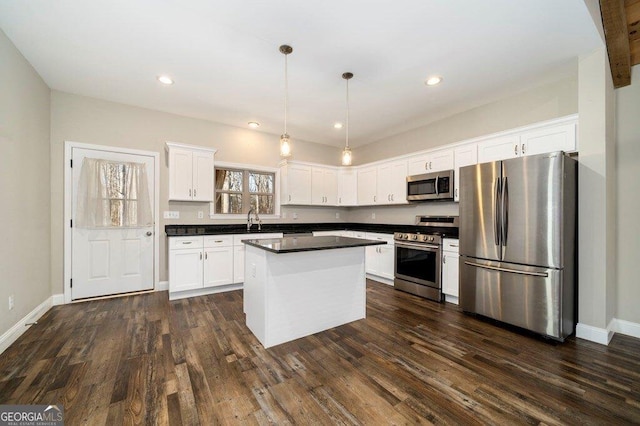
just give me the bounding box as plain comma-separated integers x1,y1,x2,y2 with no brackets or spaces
627,0,640,65
600,0,631,87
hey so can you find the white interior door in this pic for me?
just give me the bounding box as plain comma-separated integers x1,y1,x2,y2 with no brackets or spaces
71,147,155,300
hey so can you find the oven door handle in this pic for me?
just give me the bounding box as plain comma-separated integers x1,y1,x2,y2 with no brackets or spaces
395,242,440,251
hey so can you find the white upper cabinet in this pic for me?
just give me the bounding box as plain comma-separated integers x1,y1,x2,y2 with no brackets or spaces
338,168,358,206
311,166,338,205
166,142,216,202
453,143,478,202
357,166,378,205
518,122,577,156
407,149,454,176
280,162,312,205
477,134,521,163
477,116,577,164
377,160,408,205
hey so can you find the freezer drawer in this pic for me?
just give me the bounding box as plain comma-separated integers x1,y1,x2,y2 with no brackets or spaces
459,257,574,341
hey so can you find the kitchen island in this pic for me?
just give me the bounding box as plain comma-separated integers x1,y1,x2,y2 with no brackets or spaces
242,235,386,348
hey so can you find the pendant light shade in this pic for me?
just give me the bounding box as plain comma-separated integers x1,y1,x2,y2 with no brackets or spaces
341,72,354,166
280,45,293,157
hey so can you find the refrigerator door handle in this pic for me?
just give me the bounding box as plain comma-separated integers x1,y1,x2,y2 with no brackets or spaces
502,177,509,246
494,178,501,246
464,261,549,277
435,176,439,195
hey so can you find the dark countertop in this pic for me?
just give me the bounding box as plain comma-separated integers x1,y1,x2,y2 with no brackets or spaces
165,222,459,238
242,235,387,254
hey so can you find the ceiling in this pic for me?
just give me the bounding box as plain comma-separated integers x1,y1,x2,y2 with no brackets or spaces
0,1,603,148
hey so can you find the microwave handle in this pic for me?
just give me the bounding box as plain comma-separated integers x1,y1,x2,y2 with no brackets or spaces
435,176,439,195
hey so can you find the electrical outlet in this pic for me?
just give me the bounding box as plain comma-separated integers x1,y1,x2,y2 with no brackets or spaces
8,295,14,310
335,212,340,219
371,212,376,219
197,211,204,219
292,212,298,220
163,211,179,219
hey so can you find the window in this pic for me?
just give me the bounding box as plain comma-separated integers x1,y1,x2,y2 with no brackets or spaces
214,167,276,215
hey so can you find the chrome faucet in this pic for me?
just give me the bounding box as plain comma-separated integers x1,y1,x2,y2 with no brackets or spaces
247,207,261,231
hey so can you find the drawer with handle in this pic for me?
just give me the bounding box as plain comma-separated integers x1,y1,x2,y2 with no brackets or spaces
204,235,234,247
169,236,203,249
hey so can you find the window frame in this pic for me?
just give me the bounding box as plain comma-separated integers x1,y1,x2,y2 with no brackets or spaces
209,161,281,219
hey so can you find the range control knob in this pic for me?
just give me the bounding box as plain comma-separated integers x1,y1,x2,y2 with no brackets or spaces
411,234,418,240
428,236,434,242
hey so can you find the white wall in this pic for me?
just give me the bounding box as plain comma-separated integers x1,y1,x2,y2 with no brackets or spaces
353,76,578,165
347,75,578,225
50,92,344,291
0,30,51,337
576,47,616,339
616,64,640,324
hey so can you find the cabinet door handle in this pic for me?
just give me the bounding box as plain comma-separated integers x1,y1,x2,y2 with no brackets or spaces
455,188,458,198
182,241,193,245
443,254,446,263
430,161,433,170
391,194,394,201
339,197,341,204
425,161,428,170
374,195,377,203
214,240,223,243
189,189,192,197
521,143,525,155
514,144,518,155
200,252,202,260
205,252,208,260
288,195,291,202
194,189,197,197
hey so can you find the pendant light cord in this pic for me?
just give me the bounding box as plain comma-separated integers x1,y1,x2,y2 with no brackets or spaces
346,77,349,149
284,53,288,135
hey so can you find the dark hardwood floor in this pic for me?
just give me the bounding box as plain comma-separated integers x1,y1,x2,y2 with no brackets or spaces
1,281,640,425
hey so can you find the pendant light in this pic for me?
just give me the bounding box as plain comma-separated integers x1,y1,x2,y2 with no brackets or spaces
279,45,293,157
341,72,353,166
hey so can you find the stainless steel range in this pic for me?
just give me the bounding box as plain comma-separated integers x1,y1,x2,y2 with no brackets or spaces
394,216,459,301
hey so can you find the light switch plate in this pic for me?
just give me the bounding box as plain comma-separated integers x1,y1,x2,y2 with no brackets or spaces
164,211,179,219
197,211,204,219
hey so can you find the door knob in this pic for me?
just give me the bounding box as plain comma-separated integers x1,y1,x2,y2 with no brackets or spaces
146,231,153,236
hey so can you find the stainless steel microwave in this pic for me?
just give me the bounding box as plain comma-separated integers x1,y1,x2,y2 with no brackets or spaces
406,170,454,201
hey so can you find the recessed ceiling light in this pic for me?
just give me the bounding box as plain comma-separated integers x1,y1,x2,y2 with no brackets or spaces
425,76,442,86
157,75,174,85
334,122,343,129
248,121,260,128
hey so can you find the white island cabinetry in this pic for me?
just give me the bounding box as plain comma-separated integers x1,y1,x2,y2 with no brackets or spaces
242,236,384,348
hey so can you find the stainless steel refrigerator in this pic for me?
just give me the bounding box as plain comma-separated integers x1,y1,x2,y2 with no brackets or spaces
459,151,577,341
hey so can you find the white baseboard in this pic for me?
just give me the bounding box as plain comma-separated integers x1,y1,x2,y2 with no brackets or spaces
52,293,64,306
612,318,640,340
156,281,169,291
0,296,54,355
366,274,393,286
576,320,615,345
169,283,243,301
445,295,459,305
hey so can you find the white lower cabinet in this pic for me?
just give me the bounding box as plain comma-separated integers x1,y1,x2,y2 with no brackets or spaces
364,232,395,283
203,236,234,288
169,233,282,299
442,238,460,304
